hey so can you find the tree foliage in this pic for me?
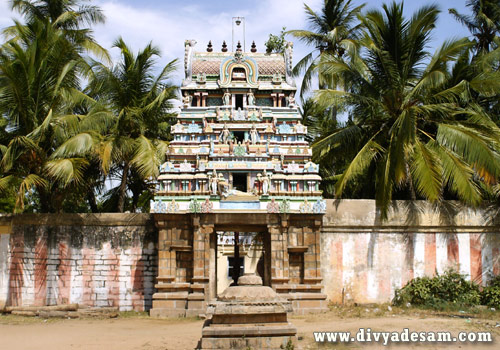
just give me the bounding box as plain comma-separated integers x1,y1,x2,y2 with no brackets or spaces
265,27,287,54
0,1,178,213
287,0,364,97
311,1,500,218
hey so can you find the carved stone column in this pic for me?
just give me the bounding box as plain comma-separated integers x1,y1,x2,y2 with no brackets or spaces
278,93,285,107
270,93,277,107
151,214,192,317
187,218,213,316
268,222,289,290
286,216,327,315
194,92,202,107
201,92,208,107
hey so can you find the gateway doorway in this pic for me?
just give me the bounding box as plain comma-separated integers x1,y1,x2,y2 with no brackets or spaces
216,230,269,295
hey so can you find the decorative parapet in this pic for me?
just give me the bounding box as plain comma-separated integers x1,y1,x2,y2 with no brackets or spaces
218,56,258,88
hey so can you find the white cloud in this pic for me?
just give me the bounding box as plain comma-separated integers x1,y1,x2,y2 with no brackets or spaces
91,0,321,84
0,1,22,33
0,0,322,91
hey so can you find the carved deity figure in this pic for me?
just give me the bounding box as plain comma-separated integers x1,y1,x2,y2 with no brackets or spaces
259,170,271,195
218,173,228,196
182,91,192,108
220,123,231,144
287,92,296,108
209,169,219,196
249,124,259,145
222,90,231,106
247,90,255,106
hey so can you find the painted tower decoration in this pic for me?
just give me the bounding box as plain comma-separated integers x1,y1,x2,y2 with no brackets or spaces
151,39,325,214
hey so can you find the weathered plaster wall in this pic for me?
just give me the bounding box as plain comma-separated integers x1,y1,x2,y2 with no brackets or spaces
0,214,157,311
0,232,10,309
321,200,500,304
0,201,499,310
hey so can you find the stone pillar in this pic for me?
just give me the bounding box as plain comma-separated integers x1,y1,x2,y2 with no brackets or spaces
151,215,192,317
270,93,277,107
268,222,289,289
278,93,285,107
208,231,217,301
286,217,327,315
194,92,202,107
201,92,208,107
188,219,213,317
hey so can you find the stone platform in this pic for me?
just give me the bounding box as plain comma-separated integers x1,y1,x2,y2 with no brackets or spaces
199,274,297,349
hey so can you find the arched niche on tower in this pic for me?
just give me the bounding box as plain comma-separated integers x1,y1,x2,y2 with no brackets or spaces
218,57,258,88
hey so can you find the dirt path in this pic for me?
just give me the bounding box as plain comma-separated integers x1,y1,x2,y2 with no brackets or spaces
0,312,498,350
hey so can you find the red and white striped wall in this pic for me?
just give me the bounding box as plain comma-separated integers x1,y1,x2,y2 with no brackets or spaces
322,231,500,304
0,227,156,311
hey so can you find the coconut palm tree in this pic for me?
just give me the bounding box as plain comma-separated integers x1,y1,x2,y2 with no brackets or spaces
0,18,102,212
449,0,500,54
314,1,500,218
287,0,364,97
7,0,108,62
10,0,105,28
85,38,177,212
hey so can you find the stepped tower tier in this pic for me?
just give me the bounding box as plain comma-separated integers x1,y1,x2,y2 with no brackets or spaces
151,40,325,214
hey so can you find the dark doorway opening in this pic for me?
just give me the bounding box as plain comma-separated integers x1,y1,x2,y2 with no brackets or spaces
233,131,245,143
235,94,243,109
232,172,247,192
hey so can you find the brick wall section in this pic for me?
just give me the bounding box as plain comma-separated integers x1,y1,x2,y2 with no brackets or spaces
0,214,157,311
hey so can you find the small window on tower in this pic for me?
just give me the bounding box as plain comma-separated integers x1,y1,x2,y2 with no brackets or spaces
235,94,243,109
232,68,246,81
233,131,245,142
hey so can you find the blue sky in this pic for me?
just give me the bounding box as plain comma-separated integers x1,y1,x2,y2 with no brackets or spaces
0,0,472,87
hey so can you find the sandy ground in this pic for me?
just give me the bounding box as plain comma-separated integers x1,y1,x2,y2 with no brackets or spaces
0,309,499,350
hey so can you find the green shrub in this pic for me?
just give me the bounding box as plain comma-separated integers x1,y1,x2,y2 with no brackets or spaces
393,270,480,309
481,276,500,308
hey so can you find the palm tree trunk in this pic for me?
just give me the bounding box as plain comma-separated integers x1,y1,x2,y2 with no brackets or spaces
406,163,417,200
117,161,130,212
131,190,140,213
87,190,98,213
38,186,52,213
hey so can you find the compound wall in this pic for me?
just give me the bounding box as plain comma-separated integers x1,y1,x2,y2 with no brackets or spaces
0,201,499,311
0,214,156,311
321,200,500,304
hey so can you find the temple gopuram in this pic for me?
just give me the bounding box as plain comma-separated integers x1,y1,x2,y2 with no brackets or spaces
149,38,327,318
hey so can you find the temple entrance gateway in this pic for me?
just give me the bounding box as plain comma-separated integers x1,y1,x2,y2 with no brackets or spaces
150,36,327,317
150,213,326,317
